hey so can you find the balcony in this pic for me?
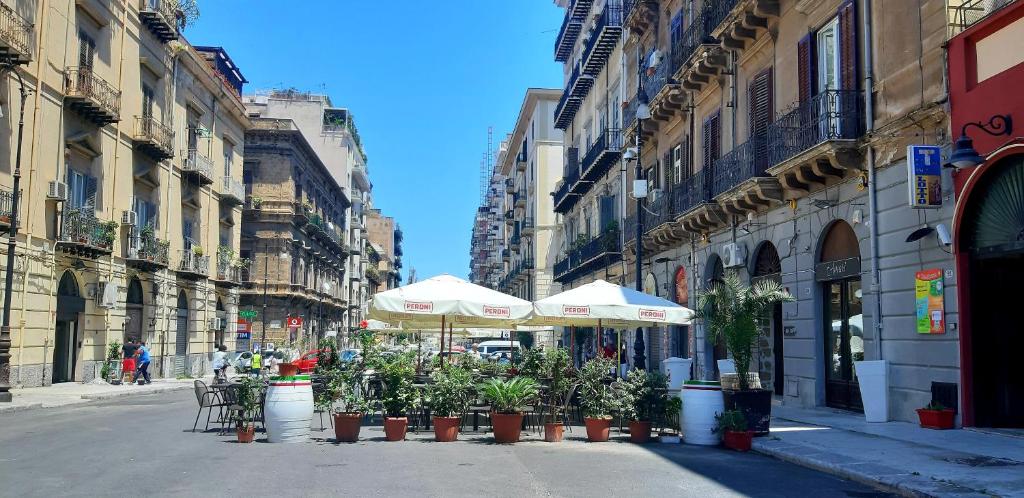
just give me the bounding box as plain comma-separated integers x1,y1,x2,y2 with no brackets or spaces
553,147,581,214
948,0,1017,38
63,67,121,126
581,1,623,77
676,168,724,233
711,135,782,214
138,0,180,43
554,228,621,283
177,249,210,280
57,209,115,258
581,128,623,182
0,2,34,65
766,90,864,195
554,9,584,62
181,149,214,185
0,188,18,229
710,0,778,52
366,266,382,285
521,217,535,237
505,209,514,226
132,116,174,160
672,8,729,93
213,252,245,288
510,233,521,250
516,150,528,172
219,176,244,205
570,0,594,19
515,188,526,209
502,248,511,262
624,0,658,34
555,66,593,130
125,227,169,272
505,178,515,193
644,57,687,123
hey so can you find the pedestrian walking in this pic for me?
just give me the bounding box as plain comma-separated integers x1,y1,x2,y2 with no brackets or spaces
250,349,262,376
132,341,152,384
212,345,229,383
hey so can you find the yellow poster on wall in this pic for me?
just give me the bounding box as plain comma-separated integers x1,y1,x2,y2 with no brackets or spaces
915,269,945,334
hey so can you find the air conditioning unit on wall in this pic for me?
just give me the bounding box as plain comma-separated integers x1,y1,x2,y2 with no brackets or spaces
47,181,68,201
722,242,747,268
121,210,138,226
209,317,224,330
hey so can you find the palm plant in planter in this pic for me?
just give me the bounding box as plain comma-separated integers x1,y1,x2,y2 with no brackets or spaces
715,409,752,451
478,376,539,443
234,375,262,443
696,273,792,435
541,347,573,442
379,352,417,441
618,369,669,443
578,357,620,442
324,365,370,442
426,366,473,442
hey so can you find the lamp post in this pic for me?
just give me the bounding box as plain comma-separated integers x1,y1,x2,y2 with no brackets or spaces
631,48,651,371
0,63,29,402
945,114,1013,170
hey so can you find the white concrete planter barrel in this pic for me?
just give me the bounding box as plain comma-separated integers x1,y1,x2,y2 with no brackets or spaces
264,374,314,443
681,380,724,446
662,357,693,390
854,360,889,422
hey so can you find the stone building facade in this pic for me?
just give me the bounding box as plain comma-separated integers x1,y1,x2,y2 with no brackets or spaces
0,0,248,388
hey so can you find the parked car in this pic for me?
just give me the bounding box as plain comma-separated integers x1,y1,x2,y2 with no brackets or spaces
294,350,323,373
230,351,252,373
477,340,520,357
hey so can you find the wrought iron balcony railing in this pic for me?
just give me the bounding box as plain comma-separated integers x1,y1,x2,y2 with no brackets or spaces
178,249,210,278
132,115,174,159
645,190,675,232
181,149,215,184
515,188,527,208
138,0,179,43
581,128,624,181
0,188,18,228
521,216,535,236
555,9,584,62
704,0,740,39
554,147,581,213
220,176,244,205
554,227,621,281
58,208,115,255
673,168,714,215
767,90,863,166
215,252,244,284
0,1,34,64
712,135,769,198
581,0,623,76
672,6,717,73
505,178,515,193
63,67,121,125
126,227,169,269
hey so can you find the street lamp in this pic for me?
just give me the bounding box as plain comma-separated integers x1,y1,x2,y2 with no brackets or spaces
0,63,30,402
945,114,1013,170
629,47,650,371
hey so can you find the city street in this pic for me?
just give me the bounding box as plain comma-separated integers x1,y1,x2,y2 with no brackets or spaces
0,390,892,498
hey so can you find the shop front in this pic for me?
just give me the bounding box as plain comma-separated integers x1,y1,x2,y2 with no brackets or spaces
816,221,863,413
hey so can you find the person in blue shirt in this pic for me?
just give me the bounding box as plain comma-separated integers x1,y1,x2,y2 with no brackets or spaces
132,342,151,384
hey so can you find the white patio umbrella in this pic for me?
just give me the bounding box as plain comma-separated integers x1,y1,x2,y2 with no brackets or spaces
368,274,532,366
528,279,695,369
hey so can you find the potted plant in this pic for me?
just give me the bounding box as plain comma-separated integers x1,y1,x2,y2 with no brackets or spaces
478,376,539,444
541,347,573,442
250,196,263,209
234,375,261,443
380,352,417,441
659,396,683,443
696,274,792,435
192,245,204,257
100,340,122,384
325,364,369,443
916,401,955,430
618,369,669,444
426,366,473,442
578,357,619,442
99,220,118,248
715,409,752,451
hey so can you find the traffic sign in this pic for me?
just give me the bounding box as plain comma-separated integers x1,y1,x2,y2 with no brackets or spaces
287,316,303,328
239,310,258,320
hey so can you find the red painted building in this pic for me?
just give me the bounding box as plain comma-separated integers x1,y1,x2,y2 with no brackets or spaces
948,0,1024,428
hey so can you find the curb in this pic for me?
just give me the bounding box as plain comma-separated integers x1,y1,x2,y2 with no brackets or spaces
80,383,192,400
0,402,43,414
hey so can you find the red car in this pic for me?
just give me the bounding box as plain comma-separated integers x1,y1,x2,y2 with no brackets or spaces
294,350,322,373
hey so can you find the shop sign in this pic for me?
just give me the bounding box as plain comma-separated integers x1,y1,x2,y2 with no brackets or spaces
269,320,282,329
915,269,945,334
907,145,943,208
814,257,861,282
287,316,303,328
239,310,258,320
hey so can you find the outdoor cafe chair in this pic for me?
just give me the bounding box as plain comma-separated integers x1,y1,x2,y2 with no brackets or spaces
192,380,229,432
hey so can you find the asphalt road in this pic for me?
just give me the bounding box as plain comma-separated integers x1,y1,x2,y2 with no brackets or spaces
0,390,894,498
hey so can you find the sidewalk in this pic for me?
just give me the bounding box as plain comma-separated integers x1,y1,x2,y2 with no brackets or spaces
0,376,210,414
755,404,1024,497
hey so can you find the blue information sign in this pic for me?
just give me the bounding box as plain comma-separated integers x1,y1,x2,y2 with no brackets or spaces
907,145,943,208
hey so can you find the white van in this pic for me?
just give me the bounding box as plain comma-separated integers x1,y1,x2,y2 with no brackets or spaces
476,340,521,357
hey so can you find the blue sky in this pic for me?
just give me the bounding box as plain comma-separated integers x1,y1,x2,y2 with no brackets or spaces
187,1,564,282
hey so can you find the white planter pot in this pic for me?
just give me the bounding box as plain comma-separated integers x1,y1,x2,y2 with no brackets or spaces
681,381,724,446
854,360,889,422
661,357,693,390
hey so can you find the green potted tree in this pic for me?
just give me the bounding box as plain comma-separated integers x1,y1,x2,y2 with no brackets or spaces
426,366,473,442
234,375,261,443
618,369,669,444
380,353,417,441
478,376,539,444
578,357,619,442
715,409,752,451
696,274,792,435
659,396,683,444
328,365,370,443
541,347,573,442
916,401,955,429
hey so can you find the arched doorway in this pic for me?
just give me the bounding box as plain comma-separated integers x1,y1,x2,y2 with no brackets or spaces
53,271,84,383
751,242,784,396
704,254,727,378
125,277,144,345
816,221,863,412
174,291,189,376
958,153,1024,427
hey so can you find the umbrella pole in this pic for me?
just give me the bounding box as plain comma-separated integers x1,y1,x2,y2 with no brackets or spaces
571,325,576,369
447,323,453,362
440,316,446,369
416,331,421,374
597,319,602,360
616,329,621,379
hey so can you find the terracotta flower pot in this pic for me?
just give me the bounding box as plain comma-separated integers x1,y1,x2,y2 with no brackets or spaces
584,417,612,442
628,420,652,443
723,430,753,452
491,412,524,444
333,412,362,442
433,416,461,442
384,417,408,441
236,424,255,443
916,408,955,430
277,362,299,377
544,423,564,443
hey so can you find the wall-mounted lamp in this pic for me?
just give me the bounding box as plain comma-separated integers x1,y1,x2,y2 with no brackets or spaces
945,114,1013,170
905,223,951,246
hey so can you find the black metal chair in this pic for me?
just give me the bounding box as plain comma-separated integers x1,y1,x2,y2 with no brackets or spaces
191,380,228,432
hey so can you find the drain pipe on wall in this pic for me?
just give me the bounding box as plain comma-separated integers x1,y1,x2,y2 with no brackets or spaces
861,0,882,361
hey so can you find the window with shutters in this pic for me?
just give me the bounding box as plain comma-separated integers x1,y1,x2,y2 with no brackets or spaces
672,144,683,183
663,150,673,187
223,140,234,178
67,169,97,211
142,84,155,119
702,111,721,171
670,11,683,46
748,68,773,172
78,31,95,69
816,18,839,94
